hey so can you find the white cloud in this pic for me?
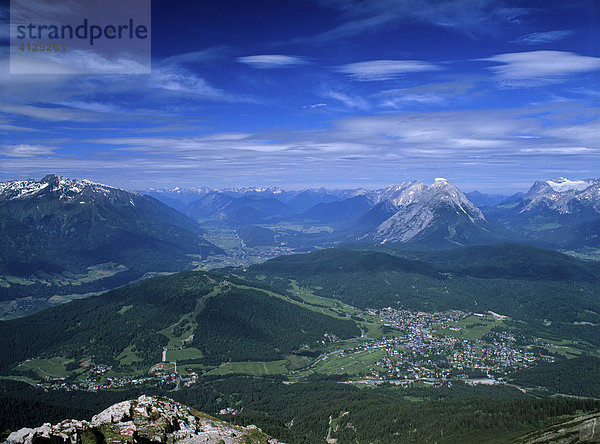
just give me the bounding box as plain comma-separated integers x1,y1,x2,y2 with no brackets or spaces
58,101,122,114
160,46,231,66
303,103,328,109
236,54,308,69
513,30,575,45
3,103,598,189
305,0,532,42
520,147,594,154
150,71,223,96
9,0,82,22
198,132,253,141
375,82,476,108
325,91,369,110
0,103,103,121
1,144,59,157
0,49,230,125
338,60,442,81
86,102,599,165
7,48,149,75
480,51,600,87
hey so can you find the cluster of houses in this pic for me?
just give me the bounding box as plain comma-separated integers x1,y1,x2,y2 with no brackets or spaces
351,307,554,384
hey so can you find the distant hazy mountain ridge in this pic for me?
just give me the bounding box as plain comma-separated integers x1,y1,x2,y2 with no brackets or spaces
141,176,599,249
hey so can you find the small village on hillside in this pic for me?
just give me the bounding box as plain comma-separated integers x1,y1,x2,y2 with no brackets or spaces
25,306,555,393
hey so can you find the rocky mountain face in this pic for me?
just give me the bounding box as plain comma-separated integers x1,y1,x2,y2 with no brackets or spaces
367,180,426,206
141,178,503,247
6,395,280,444
520,177,600,215
0,174,202,227
483,177,600,248
370,178,489,244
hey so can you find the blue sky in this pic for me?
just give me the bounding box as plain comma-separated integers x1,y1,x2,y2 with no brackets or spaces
1,0,599,192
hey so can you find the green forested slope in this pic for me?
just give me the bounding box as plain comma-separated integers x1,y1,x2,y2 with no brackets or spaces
0,271,359,372
510,356,600,397
242,246,600,326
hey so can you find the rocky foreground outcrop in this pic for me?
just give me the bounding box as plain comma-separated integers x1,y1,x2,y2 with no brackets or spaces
5,395,281,444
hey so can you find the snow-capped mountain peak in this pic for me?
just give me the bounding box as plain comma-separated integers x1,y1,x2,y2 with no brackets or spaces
369,180,426,206
0,174,131,201
372,178,486,244
521,177,600,215
545,177,595,193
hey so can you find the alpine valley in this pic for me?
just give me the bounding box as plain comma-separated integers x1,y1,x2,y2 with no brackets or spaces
2,174,600,443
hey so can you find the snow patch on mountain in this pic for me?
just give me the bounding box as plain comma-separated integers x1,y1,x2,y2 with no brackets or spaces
546,177,595,193
369,181,427,206
0,180,50,200
0,175,132,201
521,178,600,215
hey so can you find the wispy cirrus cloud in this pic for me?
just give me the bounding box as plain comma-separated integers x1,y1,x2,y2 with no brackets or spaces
306,0,532,42
160,46,232,66
57,101,123,114
0,46,235,125
1,0,81,42
303,103,328,109
337,59,442,81
324,91,369,110
149,70,224,97
0,103,107,122
0,144,60,157
375,82,476,108
6,102,586,190
512,30,575,45
479,51,600,87
8,49,149,75
236,54,308,69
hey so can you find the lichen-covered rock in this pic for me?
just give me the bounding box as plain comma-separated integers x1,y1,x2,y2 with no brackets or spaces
5,395,282,444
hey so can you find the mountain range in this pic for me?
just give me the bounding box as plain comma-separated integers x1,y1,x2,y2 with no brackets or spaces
2,174,599,319
142,176,600,250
